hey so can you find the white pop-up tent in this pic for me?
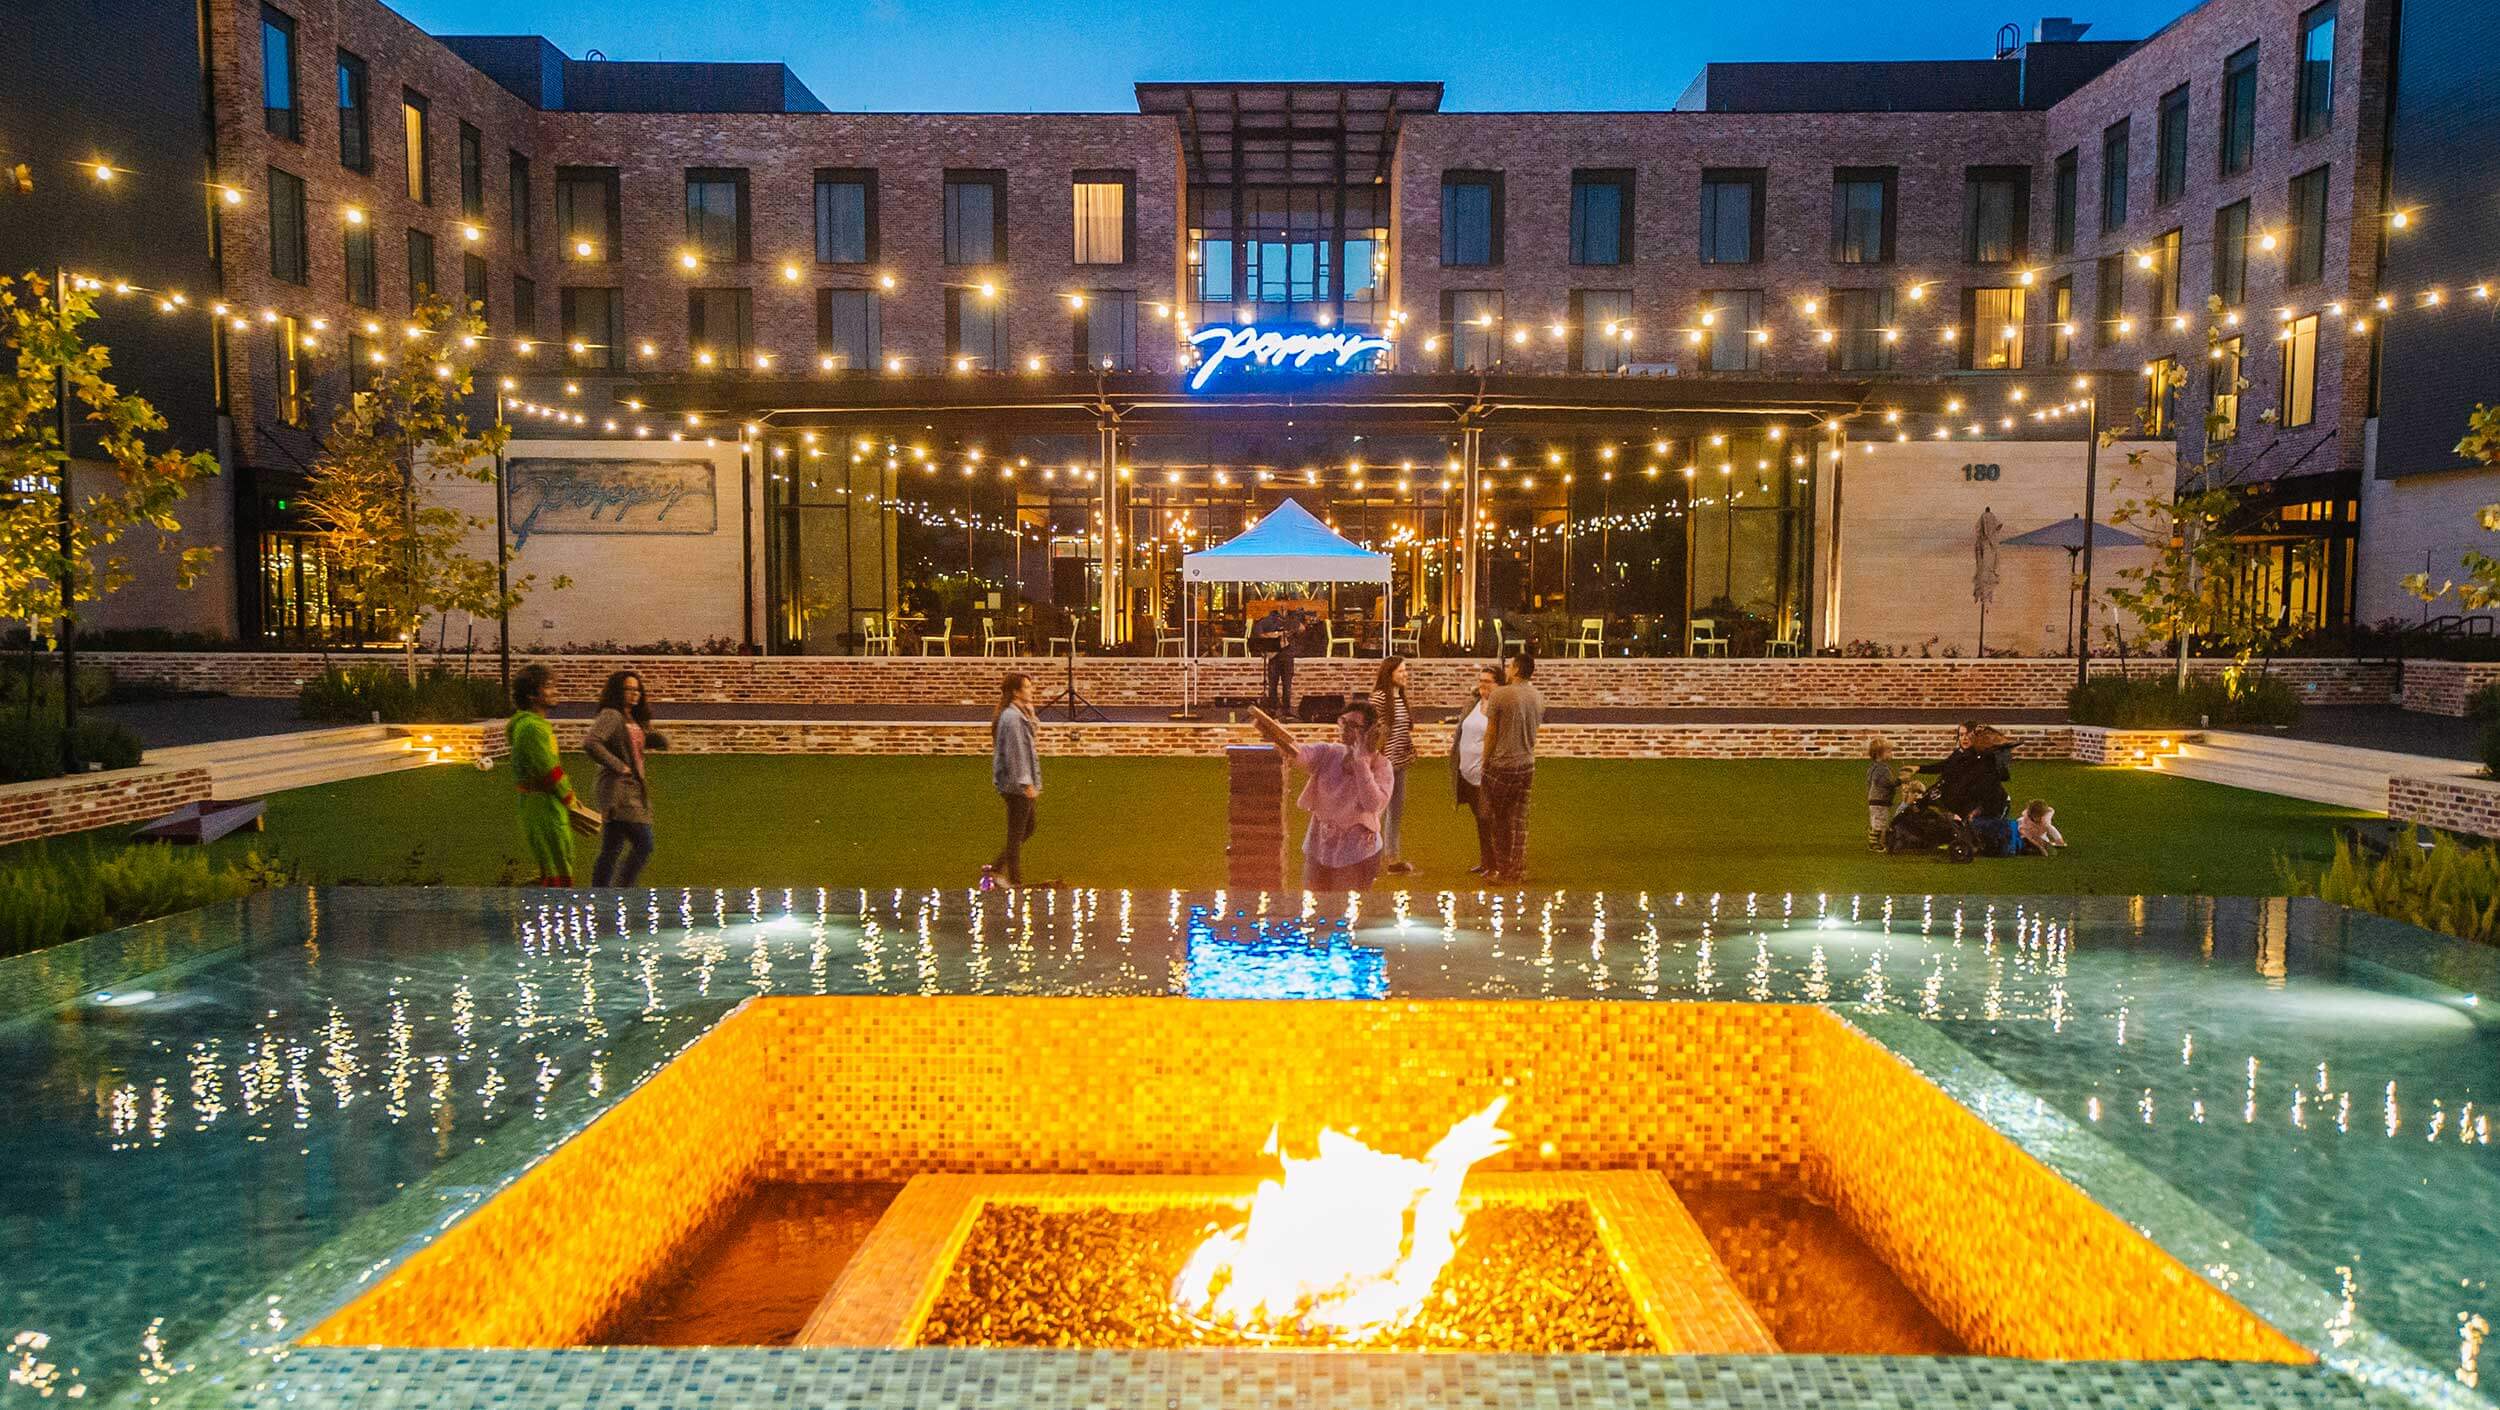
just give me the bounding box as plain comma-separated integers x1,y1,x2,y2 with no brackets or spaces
1177,498,1391,714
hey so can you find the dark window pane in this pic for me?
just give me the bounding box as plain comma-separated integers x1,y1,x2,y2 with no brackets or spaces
944,175,1001,265
1442,175,1499,266
815,172,873,263
2213,200,2250,305
1963,166,2028,263
336,50,368,170
405,229,435,305
512,274,537,337
2100,120,2130,232
1573,289,1633,373
816,289,880,369
555,166,621,260
2287,166,2330,285
945,287,1006,368
2221,44,2259,175
267,166,307,283
685,169,748,263
2052,149,2078,255
1700,170,1761,265
462,252,489,321
1701,289,1762,372
507,152,532,256
1445,290,1502,370
343,220,375,306
2296,4,2337,139
1079,289,1138,370
1569,173,1627,266
2156,86,2190,204
1831,170,1892,264
458,122,484,220
261,8,297,139
1828,288,1894,371
560,287,622,370
688,287,754,368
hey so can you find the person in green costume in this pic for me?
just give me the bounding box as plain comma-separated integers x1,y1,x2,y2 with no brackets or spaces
506,664,578,886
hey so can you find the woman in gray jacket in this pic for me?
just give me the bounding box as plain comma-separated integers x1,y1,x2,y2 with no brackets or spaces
982,672,1041,890
584,670,666,886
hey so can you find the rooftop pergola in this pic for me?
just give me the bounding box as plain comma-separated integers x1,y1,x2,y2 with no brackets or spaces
1133,82,1444,187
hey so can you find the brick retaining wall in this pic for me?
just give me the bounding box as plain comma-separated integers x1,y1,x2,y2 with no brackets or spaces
91,651,2398,711
2397,660,2500,717
0,767,214,848
2388,774,2500,839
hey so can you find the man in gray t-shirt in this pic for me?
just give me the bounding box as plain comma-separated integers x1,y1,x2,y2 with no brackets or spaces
1481,652,1545,883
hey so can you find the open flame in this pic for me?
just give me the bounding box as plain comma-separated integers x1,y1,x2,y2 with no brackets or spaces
1170,1098,1511,1340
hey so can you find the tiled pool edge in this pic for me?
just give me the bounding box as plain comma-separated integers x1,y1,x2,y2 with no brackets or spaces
1838,1009,2482,1408
0,893,294,1029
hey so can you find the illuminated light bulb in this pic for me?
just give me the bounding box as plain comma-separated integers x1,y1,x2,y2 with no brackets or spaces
755,353,773,368
2171,314,2188,330
499,376,516,391
2391,210,2411,229
1801,298,1819,316
1942,326,1958,341
1686,329,1704,346
2258,231,2278,251
1423,335,1440,351
684,412,701,427
2350,317,2369,333
574,240,594,257
886,357,903,372
1068,293,1086,308
878,272,896,289
462,225,481,243
1945,397,1962,413
219,185,242,206
1751,328,1769,343
978,281,997,298
1816,328,1834,344
1698,310,1716,327
955,356,971,371
91,162,114,182
2016,269,2034,286
2137,251,2155,270
1881,328,1898,343
1026,354,1043,371
680,250,702,270
1511,329,1527,344
2117,318,2135,334
695,349,714,367
2002,324,2019,340
343,206,366,224
433,363,452,379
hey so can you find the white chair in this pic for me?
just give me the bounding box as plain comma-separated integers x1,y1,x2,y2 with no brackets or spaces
920,615,955,656
1569,617,1604,658
859,613,896,657
1155,623,1186,656
1487,617,1518,658
1389,619,1422,657
981,618,1016,657
1049,617,1086,658
1688,617,1728,657
1220,623,1251,656
1323,620,1356,657
1766,624,1804,657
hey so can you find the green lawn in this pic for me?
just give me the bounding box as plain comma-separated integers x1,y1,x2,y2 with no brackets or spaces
18,755,2364,896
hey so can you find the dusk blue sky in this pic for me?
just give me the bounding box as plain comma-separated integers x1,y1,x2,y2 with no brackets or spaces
388,0,2202,111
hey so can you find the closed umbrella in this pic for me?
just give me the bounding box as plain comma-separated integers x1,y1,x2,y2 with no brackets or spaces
1973,507,2002,656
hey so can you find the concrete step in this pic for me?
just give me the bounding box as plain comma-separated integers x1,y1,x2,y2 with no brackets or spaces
2148,751,2391,812
147,724,391,768
208,747,439,800
2191,730,2483,778
145,725,447,800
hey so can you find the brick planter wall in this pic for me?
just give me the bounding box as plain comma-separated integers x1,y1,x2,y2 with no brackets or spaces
2387,774,2500,839
2069,728,2199,764
0,767,214,848
2398,660,2500,717
90,651,2397,711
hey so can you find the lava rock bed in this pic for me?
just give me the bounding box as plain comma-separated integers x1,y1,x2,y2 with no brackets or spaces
914,1201,1659,1352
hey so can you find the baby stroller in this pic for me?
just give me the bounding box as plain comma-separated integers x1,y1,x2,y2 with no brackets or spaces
1882,781,1980,863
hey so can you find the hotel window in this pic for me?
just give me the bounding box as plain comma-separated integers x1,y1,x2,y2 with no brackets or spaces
2096,254,2126,340
687,288,753,368
2211,335,2243,442
2287,166,2330,285
944,286,1006,369
1342,186,1388,326
2296,3,2336,140
2049,276,2074,364
511,274,537,338
1700,289,1763,373
344,330,372,389
2221,44,2259,175
336,50,369,171
1964,287,2026,370
1827,287,1894,371
1072,171,1132,265
458,123,485,221
555,165,620,261
1075,289,1138,370
462,252,489,321
267,166,307,284
943,170,1005,265
1569,289,1633,373
1830,168,1894,264
2213,200,2250,306
402,89,430,204
273,316,305,427
2144,356,2178,436
1699,168,1763,264
1963,166,2029,264
2100,120,2129,232
261,6,298,140
814,169,876,264
2151,227,2182,320
1443,290,1503,370
343,220,375,307
560,286,621,370
2279,313,2318,427
1243,186,1337,316
2156,85,2190,205
406,228,435,305
1440,171,1502,266
1186,184,1232,311
2051,149,2078,255
816,289,879,370
1569,170,1632,266
686,169,750,264
507,152,532,256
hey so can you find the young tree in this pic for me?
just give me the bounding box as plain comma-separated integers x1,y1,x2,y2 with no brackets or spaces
2099,299,2314,688
0,271,220,643
300,297,557,681
2400,403,2500,610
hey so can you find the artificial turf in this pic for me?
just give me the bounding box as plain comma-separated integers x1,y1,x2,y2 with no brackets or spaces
19,754,2364,897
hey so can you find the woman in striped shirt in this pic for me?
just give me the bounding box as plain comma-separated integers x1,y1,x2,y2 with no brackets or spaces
1370,655,1416,876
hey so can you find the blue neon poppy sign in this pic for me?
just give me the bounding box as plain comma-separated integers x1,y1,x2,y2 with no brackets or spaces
1185,323,1393,392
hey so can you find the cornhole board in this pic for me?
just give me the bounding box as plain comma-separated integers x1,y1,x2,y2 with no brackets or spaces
131,797,266,844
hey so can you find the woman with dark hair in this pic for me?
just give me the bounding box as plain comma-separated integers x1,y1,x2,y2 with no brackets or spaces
1369,655,1416,875
505,665,577,887
1248,699,1393,891
982,671,1042,890
583,669,667,886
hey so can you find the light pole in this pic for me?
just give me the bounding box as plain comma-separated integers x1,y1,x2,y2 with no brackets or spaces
2075,380,2101,693
52,266,79,776
493,388,511,698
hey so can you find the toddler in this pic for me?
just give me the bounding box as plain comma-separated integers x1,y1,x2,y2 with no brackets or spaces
2019,799,2066,855
1865,737,1901,851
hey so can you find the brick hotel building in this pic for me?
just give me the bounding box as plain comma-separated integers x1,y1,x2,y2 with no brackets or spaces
5,0,2492,658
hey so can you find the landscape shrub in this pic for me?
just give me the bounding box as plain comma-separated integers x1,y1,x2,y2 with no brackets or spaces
0,844,259,959
0,714,147,783
2066,674,2303,729
2296,827,2500,948
298,665,507,724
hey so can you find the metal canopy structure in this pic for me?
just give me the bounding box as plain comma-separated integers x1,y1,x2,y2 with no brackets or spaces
1134,82,1443,185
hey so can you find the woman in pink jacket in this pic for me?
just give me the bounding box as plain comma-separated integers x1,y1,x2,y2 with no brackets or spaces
1249,702,1394,891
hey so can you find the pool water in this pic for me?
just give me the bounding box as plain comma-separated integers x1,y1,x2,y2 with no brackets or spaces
1,887,2494,1404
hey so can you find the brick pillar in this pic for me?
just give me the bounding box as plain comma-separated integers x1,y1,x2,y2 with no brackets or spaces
1226,744,1288,893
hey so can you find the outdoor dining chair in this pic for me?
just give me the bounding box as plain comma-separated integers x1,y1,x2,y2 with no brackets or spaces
859,613,896,657
920,616,955,656
1323,620,1358,657
981,619,1017,657
1688,617,1728,657
1389,619,1422,656
1155,623,1187,656
1569,617,1605,657
1220,622,1252,656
